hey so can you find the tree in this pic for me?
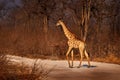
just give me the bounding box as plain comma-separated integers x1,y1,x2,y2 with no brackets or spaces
80,0,91,41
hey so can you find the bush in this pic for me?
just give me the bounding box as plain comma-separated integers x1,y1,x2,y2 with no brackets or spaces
93,54,120,64
0,54,51,80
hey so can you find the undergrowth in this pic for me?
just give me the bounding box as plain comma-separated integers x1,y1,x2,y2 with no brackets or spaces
0,54,51,80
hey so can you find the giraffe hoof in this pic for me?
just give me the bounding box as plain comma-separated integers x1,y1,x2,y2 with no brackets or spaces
77,66,81,68
88,65,90,68
69,66,73,68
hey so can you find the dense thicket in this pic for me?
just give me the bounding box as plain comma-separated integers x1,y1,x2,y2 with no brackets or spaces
0,0,120,60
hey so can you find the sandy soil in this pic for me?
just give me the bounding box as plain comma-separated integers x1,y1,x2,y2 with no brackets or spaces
7,55,120,80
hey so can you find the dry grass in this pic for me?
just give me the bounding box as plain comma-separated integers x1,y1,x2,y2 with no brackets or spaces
0,54,51,80
93,54,120,64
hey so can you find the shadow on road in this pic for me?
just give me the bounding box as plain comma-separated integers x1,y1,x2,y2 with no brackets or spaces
70,64,97,68
82,64,97,68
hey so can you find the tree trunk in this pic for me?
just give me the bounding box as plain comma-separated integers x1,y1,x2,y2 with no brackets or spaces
81,0,91,41
43,16,48,40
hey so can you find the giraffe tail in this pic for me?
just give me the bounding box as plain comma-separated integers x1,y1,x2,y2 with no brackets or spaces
84,44,90,57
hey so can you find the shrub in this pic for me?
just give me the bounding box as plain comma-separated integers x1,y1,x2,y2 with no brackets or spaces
0,54,51,80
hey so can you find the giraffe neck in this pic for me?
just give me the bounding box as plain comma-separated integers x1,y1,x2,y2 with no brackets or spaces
60,21,75,40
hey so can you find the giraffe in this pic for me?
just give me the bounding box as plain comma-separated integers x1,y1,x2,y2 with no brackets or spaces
56,20,90,68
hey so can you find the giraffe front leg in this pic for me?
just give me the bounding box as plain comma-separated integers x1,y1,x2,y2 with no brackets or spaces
71,50,74,68
66,47,72,68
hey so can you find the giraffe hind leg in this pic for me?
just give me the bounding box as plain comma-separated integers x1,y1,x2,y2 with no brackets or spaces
78,48,84,68
84,50,90,67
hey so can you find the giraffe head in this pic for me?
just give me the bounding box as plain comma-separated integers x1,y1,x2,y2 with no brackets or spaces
56,20,62,26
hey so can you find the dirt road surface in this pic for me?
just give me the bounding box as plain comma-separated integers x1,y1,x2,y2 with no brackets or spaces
7,55,120,80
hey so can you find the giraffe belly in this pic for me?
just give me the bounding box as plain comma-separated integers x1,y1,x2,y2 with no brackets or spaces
68,40,80,48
